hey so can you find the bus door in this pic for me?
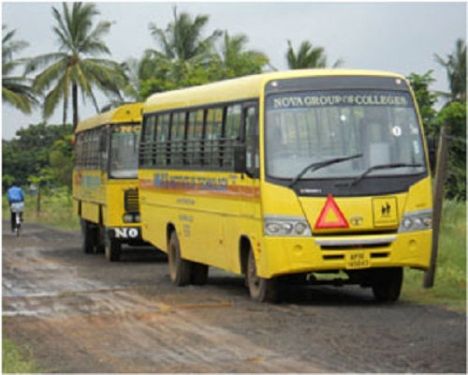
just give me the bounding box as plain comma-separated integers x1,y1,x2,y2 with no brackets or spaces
241,102,261,255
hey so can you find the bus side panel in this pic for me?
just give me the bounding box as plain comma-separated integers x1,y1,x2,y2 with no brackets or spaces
140,169,167,251
73,169,105,224
139,169,262,274
81,201,100,224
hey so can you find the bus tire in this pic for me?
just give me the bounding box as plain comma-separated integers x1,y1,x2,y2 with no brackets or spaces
95,226,105,253
371,267,403,303
105,238,121,262
81,220,94,254
247,249,279,303
168,231,191,286
191,263,209,285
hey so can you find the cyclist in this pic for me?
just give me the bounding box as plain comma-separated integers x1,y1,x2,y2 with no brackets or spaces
7,183,25,233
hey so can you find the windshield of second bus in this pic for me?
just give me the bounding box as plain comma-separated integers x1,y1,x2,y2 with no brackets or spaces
265,90,426,180
110,124,141,178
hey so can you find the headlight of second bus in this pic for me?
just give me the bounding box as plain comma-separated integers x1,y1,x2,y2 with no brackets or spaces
398,210,432,232
264,216,312,237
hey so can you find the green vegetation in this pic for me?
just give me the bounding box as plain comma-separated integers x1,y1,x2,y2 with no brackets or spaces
2,26,37,114
26,3,126,128
3,187,79,231
2,337,38,373
2,122,73,189
286,40,343,69
402,200,466,312
26,187,79,231
407,39,466,201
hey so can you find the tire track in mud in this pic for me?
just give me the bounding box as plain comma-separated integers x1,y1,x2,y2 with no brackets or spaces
3,225,325,372
3,223,466,373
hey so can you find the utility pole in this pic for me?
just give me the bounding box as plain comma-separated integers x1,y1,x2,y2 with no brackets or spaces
424,126,450,288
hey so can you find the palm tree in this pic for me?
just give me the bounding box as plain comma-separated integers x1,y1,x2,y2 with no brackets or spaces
26,3,127,128
149,7,221,63
2,26,37,113
145,7,221,83
286,40,343,69
434,38,466,102
216,31,268,78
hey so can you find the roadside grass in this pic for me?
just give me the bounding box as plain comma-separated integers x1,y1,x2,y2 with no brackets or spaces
2,337,39,373
2,187,79,231
402,200,466,312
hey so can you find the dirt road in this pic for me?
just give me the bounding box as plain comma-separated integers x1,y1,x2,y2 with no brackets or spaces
3,223,466,372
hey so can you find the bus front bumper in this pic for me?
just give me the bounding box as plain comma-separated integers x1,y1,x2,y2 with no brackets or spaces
258,230,432,278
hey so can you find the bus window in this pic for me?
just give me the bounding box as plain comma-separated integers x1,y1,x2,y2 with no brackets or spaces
205,107,223,167
187,109,204,166
171,112,186,166
110,125,140,178
244,106,259,176
156,114,170,166
224,104,242,168
99,128,108,170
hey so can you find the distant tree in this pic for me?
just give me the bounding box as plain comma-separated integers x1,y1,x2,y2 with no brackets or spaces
2,123,73,189
407,71,438,136
286,40,343,69
2,26,37,113
137,7,221,96
148,7,221,65
214,31,269,78
435,101,466,200
26,3,127,129
434,38,466,102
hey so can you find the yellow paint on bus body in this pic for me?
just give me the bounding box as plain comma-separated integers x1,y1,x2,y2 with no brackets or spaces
140,70,432,279
73,103,142,231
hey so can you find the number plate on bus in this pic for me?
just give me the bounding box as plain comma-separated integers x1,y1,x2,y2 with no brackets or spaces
346,251,370,269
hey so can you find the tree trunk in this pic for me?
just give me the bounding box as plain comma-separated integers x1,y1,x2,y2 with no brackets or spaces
72,82,78,131
62,96,68,126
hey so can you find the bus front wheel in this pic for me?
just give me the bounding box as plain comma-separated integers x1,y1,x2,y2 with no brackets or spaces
247,250,279,303
105,238,121,262
168,231,191,286
371,267,403,303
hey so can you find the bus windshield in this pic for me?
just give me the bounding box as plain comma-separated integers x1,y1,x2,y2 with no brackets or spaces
265,90,426,180
110,125,140,178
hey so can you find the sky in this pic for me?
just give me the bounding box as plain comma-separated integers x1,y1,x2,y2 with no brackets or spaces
2,1,466,140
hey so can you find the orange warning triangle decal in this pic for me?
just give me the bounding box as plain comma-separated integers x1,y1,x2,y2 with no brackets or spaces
314,194,349,229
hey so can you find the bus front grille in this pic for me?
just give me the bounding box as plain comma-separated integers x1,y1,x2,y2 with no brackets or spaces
124,188,139,213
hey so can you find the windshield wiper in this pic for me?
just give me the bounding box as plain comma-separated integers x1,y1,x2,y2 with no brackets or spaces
288,153,363,188
346,163,423,187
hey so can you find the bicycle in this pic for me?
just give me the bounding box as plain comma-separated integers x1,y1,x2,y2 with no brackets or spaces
10,202,24,237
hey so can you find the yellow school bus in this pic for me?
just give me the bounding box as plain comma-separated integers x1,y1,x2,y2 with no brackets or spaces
138,70,432,302
73,103,144,261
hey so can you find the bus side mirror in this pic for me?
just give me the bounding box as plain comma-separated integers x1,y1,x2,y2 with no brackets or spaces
233,144,246,173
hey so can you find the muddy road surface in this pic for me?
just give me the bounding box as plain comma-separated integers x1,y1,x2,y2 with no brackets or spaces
3,223,466,373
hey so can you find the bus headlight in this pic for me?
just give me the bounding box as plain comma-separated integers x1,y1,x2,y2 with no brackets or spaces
399,210,432,232
264,216,311,237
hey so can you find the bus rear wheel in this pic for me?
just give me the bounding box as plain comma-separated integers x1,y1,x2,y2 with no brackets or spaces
105,238,121,262
371,267,403,303
247,249,279,303
168,231,191,286
81,220,94,254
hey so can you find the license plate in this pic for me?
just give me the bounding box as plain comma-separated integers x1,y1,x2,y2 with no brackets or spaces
346,251,370,269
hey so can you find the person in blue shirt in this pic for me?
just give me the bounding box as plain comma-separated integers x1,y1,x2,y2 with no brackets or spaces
7,183,25,232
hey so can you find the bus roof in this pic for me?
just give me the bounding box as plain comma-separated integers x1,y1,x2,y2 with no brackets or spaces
143,69,406,114
75,102,143,133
